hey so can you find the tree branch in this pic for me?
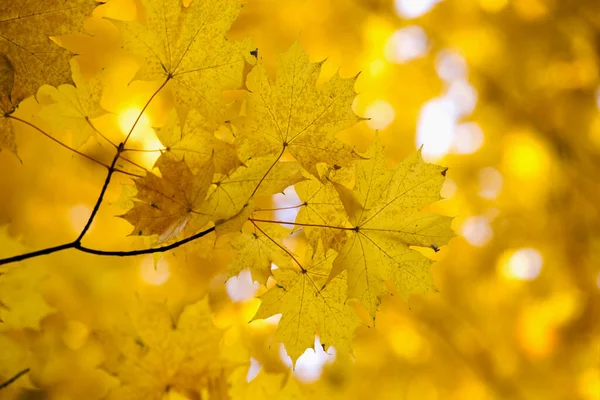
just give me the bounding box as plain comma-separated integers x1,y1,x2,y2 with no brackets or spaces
0,368,30,391
75,226,215,257
0,243,74,266
0,227,216,266
75,148,122,243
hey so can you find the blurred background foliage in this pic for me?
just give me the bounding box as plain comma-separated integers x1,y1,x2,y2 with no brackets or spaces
1,0,599,399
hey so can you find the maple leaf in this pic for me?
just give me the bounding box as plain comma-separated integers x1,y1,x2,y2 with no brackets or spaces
113,0,254,121
253,244,361,363
327,139,454,318
227,221,292,285
36,60,105,148
202,155,306,222
157,109,241,175
0,0,99,103
105,297,222,400
295,177,350,252
236,41,362,177
122,155,214,241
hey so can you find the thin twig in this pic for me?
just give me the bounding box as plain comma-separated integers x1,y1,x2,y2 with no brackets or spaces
0,368,30,390
255,204,305,212
123,77,171,144
120,156,150,173
122,148,166,153
251,221,305,272
247,147,286,202
85,117,117,148
9,115,110,170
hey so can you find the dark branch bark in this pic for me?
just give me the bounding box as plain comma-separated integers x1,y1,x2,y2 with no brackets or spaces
0,368,30,391
0,227,216,266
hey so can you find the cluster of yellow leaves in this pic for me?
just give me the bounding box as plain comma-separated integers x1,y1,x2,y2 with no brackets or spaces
0,0,454,397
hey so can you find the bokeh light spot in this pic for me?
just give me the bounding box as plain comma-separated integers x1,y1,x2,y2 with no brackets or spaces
460,216,493,247
435,49,468,83
452,122,484,154
365,100,396,130
503,133,551,181
395,0,442,19
416,98,458,161
140,256,170,285
384,26,429,63
502,248,543,280
478,167,503,199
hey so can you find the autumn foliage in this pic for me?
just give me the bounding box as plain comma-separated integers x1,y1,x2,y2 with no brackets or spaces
1,0,599,399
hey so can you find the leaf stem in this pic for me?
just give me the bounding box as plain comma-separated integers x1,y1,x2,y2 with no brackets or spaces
122,77,170,145
251,221,305,272
247,147,286,203
255,204,305,212
9,115,109,170
249,218,353,231
85,117,117,148
0,368,30,390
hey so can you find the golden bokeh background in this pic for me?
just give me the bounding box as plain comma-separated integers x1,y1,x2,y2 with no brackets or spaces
1,0,599,399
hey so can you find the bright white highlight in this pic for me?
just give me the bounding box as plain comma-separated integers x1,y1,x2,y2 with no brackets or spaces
272,187,301,228
461,216,493,247
140,256,170,285
365,100,396,130
279,338,336,382
395,0,442,18
453,122,484,154
436,49,468,83
226,269,260,302
446,80,478,117
478,167,503,199
384,26,429,63
246,358,261,382
416,98,458,161
416,76,478,160
503,248,543,280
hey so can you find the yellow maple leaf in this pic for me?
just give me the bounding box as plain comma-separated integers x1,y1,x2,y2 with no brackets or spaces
36,60,106,148
227,221,292,285
253,244,361,363
113,0,254,120
122,155,214,241
105,297,222,400
327,138,454,317
157,109,241,175
237,41,362,177
295,178,349,252
0,0,99,103
202,155,306,221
